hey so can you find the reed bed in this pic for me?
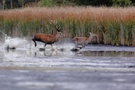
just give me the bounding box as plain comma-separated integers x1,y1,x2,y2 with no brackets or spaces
0,6,135,46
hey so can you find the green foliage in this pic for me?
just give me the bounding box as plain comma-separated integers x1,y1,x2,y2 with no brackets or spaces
39,0,113,7
1,0,134,9
112,0,132,7
39,0,133,7
40,0,75,6
40,0,55,7
18,0,25,7
73,0,112,6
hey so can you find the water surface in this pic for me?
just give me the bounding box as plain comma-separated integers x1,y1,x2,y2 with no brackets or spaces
0,39,135,90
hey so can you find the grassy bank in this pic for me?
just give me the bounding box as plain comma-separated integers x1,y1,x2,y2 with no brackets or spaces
0,7,135,46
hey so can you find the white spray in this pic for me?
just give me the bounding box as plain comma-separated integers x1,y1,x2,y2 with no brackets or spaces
0,30,27,49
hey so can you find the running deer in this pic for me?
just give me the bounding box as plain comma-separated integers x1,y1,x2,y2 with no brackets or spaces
32,20,64,49
72,32,98,48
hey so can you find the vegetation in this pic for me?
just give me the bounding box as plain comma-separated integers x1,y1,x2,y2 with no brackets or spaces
40,0,134,7
0,7,135,46
0,0,135,9
112,0,133,7
0,0,40,9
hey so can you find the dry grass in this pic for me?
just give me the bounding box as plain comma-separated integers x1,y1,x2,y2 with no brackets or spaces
0,6,135,22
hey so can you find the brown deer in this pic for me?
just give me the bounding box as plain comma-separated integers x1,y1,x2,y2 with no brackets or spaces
72,32,97,48
32,20,64,49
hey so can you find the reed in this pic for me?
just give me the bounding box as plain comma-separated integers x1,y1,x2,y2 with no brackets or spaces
0,6,135,46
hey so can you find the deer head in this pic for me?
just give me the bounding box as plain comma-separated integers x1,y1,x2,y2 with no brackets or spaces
50,20,65,38
89,32,98,37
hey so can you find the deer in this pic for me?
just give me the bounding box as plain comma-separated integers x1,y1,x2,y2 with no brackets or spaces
32,20,64,49
72,32,98,48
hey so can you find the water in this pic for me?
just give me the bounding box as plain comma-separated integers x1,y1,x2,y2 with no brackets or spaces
0,36,135,90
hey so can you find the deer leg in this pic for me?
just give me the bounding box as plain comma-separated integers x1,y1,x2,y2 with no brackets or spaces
82,43,85,47
75,41,78,48
51,44,54,50
81,43,83,47
32,38,37,47
44,43,47,49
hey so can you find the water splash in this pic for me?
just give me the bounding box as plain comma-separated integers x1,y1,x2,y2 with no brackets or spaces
27,41,77,57
0,30,28,49
5,37,28,49
55,42,75,51
0,30,8,39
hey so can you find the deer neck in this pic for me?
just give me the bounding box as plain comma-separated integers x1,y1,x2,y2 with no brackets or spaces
54,32,59,40
86,35,95,44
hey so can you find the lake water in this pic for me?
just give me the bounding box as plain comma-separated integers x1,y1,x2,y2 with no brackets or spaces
0,38,135,90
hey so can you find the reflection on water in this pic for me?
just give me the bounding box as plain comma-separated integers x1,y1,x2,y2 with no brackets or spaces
0,45,135,68
80,51,135,57
4,47,135,57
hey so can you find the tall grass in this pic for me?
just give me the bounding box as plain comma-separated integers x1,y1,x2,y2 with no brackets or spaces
0,6,135,46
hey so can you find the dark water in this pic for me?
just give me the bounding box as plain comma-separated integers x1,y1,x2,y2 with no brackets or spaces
0,39,135,90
